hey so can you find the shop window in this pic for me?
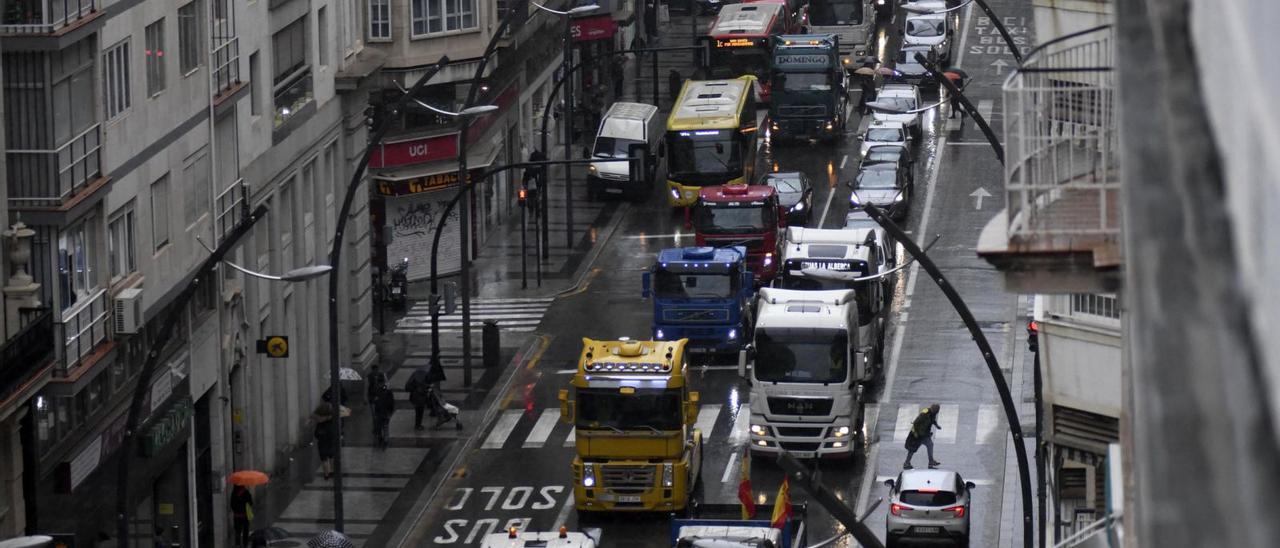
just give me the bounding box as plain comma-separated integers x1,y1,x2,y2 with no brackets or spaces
272,17,312,128
58,218,98,313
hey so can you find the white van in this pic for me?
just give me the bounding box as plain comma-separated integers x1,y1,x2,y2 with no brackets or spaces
587,102,661,201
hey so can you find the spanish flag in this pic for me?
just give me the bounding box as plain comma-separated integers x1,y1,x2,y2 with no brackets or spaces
770,476,792,529
738,448,756,519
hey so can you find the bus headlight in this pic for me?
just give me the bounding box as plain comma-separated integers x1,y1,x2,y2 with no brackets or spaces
583,463,597,488
662,463,675,487
834,426,851,438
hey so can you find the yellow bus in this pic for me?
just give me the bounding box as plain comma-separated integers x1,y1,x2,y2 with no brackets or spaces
664,76,759,207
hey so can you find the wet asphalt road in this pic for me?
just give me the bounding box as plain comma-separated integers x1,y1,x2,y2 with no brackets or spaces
399,2,1038,546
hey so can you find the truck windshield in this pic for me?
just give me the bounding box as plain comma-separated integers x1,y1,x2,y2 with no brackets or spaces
669,130,741,180
808,0,864,26
693,203,775,234
593,136,640,159
655,270,738,299
777,72,832,92
577,388,683,431
754,328,849,383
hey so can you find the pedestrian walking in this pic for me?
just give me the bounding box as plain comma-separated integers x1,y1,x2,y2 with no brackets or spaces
668,69,683,105
903,403,942,469
322,384,348,406
371,380,396,449
406,367,432,431
229,484,254,547
366,364,387,403
611,62,626,100
857,75,876,114
314,414,341,479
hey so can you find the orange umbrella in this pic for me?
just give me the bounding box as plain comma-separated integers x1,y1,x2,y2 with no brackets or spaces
229,470,270,486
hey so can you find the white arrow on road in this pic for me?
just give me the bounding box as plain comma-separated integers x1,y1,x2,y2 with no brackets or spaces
970,187,992,210
992,58,1009,75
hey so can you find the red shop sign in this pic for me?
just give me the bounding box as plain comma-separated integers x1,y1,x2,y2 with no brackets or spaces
369,133,459,169
570,15,617,42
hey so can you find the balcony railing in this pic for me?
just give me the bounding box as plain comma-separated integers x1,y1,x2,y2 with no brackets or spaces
55,287,110,374
1054,511,1121,548
1003,26,1118,244
212,35,241,97
0,307,54,404
1044,293,1121,331
215,178,249,243
6,123,102,208
1,0,97,34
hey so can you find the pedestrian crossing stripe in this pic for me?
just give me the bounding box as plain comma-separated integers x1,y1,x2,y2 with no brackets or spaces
473,402,1007,451
395,297,556,335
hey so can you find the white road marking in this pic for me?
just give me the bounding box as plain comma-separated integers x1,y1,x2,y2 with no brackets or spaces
555,369,577,375
840,154,849,169
727,406,751,446
893,405,919,443
552,493,576,529
721,450,741,484
482,410,524,449
695,404,723,441
522,409,561,448
881,311,908,404
564,427,576,447
976,404,1002,445
977,99,994,122
936,404,959,443
817,180,838,229
863,403,880,443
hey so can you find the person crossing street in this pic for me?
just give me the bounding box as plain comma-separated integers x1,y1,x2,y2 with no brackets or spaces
904,403,943,469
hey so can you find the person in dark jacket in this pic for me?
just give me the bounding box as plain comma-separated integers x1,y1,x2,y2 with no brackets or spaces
611,62,626,100
229,485,254,547
669,70,683,105
315,417,340,479
903,403,942,469
371,381,396,449
406,368,432,431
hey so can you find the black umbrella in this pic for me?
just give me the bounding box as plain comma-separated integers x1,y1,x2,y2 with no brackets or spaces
306,531,355,548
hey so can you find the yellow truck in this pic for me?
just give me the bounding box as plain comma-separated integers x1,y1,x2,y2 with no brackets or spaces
559,338,703,516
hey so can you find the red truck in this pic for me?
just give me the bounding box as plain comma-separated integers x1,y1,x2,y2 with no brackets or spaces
692,184,785,284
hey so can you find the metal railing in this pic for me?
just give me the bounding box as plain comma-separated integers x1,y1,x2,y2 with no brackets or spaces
1045,293,1121,330
212,35,241,97
6,123,102,207
55,287,110,374
1054,511,1120,548
1003,25,1118,242
215,179,249,243
0,307,54,404
0,0,97,34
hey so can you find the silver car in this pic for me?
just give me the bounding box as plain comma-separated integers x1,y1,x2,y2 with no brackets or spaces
884,469,975,547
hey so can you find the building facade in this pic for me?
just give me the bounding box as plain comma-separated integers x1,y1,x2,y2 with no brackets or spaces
1,0,379,544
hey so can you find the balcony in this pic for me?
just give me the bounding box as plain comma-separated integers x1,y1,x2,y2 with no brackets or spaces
211,35,244,104
54,287,110,375
977,26,1120,293
1,0,96,34
1039,294,1122,418
0,307,55,413
1053,512,1122,548
6,123,103,209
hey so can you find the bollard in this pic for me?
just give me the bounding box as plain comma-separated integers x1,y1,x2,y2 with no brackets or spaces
483,320,500,369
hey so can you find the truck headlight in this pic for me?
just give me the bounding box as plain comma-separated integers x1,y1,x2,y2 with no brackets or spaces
583,463,597,488
588,164,598,175
751,424,768,436
671,189,681,200
834,426,851,438
825,121,834,131
728,328,737,340
662,463,674,487
763,253,774,267
656,329,665,340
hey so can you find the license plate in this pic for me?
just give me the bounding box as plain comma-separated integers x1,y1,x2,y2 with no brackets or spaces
391,287,401,294
912,526,941,535
605,188,623,194
599,493,641,503
791,451,815,459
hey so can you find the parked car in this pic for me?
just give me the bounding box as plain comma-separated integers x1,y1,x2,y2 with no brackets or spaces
860,120,912,159
760,171,815,226
871,83,924,139
849,162,912,221
885,469,976,547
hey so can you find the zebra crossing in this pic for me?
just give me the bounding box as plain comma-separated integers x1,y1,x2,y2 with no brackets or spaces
473,402,1009,452
395,297,555,335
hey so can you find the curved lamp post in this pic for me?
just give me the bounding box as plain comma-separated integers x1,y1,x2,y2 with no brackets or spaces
849,191,1033,548
903,0,1023,64
195,236,334,282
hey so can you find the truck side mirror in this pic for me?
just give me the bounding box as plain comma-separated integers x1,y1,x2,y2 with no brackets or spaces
642,271,652,298
737,344,754,379
685,391,701,426
558,389,574,423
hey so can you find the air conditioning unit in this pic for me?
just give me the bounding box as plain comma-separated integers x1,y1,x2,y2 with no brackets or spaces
113,287,144,334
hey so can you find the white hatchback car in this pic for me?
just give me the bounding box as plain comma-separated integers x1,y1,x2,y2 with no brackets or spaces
872,83,924,138
884,469,975,547
902,13,954,64
860,121,912,159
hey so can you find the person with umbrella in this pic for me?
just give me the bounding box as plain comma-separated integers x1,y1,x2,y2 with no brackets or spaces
853,65,877,113
370,376,396,449
229,483,254,546
405,362,443,431
312,406,344,479
943,69,970,124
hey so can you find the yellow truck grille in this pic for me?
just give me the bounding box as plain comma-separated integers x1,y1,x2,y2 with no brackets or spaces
602,465,655,494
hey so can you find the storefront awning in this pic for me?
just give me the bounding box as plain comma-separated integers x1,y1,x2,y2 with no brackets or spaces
372,144,500,197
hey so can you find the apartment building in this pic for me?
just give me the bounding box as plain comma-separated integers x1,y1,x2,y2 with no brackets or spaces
1,0,380,543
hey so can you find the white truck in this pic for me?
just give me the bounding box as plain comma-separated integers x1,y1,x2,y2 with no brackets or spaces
587,102,661,201
481,527,601,548
740,288,866,459
778,227,890,375
802,0,875,70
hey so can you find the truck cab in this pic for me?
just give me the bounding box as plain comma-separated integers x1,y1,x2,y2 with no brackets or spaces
560,339,703,515
670,503,807,548
692,184,784,284
778,227,889,373
643,246,756,353
481,527,601,548
740,288,866,459
768,34,850,143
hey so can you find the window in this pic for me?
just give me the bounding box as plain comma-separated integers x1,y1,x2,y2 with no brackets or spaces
318,7,329,67
184,151,211,228
249,51,261,115
58,219,97,312
179,1,202,74
368,0,391,40
145,19,166,96
412,0,476,35
272,18,313,128
103,40,131,119
152,174,171,250
1070,293,1120,319
108,205,137,283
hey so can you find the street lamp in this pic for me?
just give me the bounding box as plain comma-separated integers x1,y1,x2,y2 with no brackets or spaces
195,236,334,282
325,56,452,532
902,0,1023,64
848,191,1034,548
903,0,974,14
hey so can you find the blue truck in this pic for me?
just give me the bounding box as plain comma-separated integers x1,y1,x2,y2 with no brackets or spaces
642,247,755,353
768,34,851,143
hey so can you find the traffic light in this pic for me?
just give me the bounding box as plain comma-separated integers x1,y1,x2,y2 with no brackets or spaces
518,187,528,207
1026,320,1039,353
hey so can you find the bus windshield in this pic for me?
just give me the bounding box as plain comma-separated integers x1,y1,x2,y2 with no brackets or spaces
576,387,683,431
654,270,739,299
693,202,776,234
709,47,770,81
669,130,742,180
755,328,849,383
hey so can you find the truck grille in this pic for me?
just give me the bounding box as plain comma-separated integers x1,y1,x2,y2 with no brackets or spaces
776,426,826,437
602,465,655,494
662,308,730,323
778,105,826,117
705,236,765,253
767,397,833,416
779,441,821,452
